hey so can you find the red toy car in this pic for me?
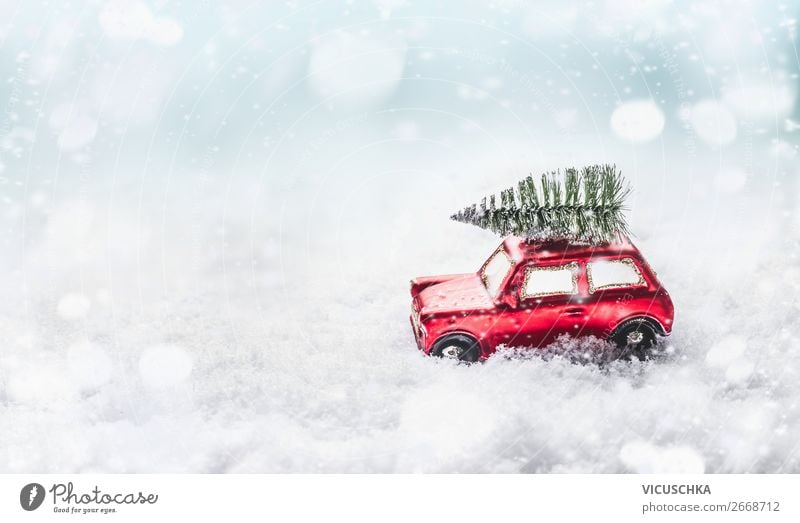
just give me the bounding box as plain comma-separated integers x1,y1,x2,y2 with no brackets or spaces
410,235,673,361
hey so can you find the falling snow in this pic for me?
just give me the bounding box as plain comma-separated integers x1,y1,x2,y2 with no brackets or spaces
1,0,799,473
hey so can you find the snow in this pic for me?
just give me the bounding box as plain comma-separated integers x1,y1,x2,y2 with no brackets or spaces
522,4,578,38
587,259,640,289
393,121,420,141
619,441,705,473
98,0,183,46
482,250,512,296
98,1,154,40
1,0,799,474
146,17,184,47
610,100,665,143
308,30,406,108
7,364,77,404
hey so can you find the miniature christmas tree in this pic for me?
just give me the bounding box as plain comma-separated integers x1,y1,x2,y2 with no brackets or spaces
451,164,631,244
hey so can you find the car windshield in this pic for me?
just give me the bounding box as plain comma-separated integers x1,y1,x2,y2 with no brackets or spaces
480,247,513,297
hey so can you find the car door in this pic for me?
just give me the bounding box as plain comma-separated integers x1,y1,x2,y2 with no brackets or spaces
581,256,650,338
509,261,583,348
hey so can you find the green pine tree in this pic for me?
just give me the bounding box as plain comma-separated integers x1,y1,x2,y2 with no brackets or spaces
451,164,631,243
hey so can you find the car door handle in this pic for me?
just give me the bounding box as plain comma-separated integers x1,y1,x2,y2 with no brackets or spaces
564,307,584,315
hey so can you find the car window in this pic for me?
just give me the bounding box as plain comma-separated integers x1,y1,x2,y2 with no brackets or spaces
481,248,513,297
587,257,645,293
521,262,578,298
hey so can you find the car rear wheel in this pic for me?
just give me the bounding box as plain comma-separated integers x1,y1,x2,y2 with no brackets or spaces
612,319,657,360
431,334,480,363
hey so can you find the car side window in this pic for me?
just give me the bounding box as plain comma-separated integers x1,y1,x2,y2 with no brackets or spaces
587,257,645,293
520,262,579,299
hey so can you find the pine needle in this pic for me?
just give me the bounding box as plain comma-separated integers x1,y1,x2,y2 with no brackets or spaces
450,164,631,243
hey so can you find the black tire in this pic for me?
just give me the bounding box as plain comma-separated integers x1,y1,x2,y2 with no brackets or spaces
431,334,481,363
611,319,657,360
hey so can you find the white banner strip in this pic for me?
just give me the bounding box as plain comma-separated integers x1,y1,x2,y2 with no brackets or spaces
1,474,797,522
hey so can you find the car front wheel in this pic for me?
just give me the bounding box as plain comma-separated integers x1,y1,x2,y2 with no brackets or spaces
612,319,657,360
431,334,480,363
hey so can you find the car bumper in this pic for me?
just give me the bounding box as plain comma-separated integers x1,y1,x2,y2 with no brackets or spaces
409,315,427,353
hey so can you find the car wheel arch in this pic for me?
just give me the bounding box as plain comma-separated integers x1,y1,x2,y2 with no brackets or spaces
610,315,665,338
431,330,485,356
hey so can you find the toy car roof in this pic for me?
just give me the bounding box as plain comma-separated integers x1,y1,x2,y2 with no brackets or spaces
503,234,643,263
